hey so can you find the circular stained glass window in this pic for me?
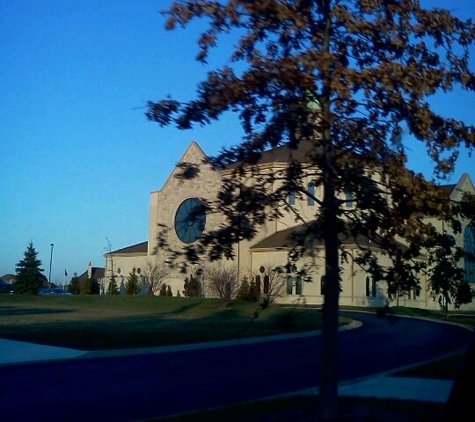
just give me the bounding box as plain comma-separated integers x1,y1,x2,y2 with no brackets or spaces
174,198,206,244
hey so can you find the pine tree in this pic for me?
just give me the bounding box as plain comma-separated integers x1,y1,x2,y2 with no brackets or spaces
15,242,45,294
237,276,251,301
108,275,119,295
68,274,80,295
166,284,173,296
183,274,201,297
249,279,260,302
91,278,100,294
125,268,141,295
81,278,100,295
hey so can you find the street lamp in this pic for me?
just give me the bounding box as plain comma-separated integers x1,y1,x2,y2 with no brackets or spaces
48,243,54,287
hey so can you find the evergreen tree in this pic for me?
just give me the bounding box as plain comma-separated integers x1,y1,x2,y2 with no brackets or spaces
108,275,119,295
237,276,252,301
125,268,141,295
91,278,100,294
68,274,80,295
15,242,45,294
80,278,89,295
81,278,100,295
249,279,260,302
166,284,173,296
183,274,201,297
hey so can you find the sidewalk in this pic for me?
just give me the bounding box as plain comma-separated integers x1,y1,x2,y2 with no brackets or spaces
0,338,86,365
338,375,453,403
0,337,453,403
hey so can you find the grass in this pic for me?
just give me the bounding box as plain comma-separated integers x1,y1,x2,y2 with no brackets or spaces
0,295,330,350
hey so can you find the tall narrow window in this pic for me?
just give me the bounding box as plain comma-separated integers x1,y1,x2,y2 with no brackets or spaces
365,276,370,297
320,275,326,295
371,278,376,297
464,224,475,283
263,275,270,294
286,276,293,294
308,182,315,206
296,275,303,295
255,275,261,294
288,190,296,205
346,190,355,208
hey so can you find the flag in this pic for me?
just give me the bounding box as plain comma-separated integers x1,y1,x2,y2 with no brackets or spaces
65,269,68,277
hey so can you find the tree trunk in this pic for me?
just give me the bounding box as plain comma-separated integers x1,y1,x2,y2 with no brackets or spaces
321,180,340,420
319,1,340,416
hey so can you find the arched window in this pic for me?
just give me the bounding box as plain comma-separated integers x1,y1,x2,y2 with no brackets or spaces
255,275,261,294
308,182,315,206
371,278,376,297
346,190,355,208
288,190,296,205
286,276,293,294
296,275,303,295
263,275,270,294
464,224,475,283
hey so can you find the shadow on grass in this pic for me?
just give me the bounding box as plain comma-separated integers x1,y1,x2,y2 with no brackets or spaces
167,302,202,315
0,306,73,316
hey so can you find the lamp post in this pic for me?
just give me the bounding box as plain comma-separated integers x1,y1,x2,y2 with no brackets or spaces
48,243,54,288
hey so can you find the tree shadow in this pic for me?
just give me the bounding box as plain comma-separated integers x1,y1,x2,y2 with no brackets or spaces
0,306,72,316
167,302,201,315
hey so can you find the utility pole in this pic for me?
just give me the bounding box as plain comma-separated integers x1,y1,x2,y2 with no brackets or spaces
48,243,54,288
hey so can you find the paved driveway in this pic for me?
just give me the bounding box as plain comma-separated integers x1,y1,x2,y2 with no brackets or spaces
0,311,471,422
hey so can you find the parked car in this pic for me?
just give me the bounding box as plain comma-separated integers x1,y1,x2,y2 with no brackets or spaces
0,281,14,294
38,287,72,295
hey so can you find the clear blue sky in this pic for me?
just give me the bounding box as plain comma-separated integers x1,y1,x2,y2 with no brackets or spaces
1,0,474,284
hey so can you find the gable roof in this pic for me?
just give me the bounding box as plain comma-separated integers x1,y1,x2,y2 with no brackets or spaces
250,223,404,251
106,241,148,255
77,267,105,281
440,184,456,197
223,139,319,170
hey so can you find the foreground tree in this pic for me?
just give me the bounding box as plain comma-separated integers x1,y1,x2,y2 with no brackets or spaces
147,1,475,419
15,242,46,294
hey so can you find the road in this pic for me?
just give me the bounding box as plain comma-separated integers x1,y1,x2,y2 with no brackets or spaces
0,311,471,422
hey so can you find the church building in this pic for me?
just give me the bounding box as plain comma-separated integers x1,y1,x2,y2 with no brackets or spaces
104,141,475,310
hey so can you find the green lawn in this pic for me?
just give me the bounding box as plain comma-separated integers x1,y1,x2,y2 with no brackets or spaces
0,295,329,350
